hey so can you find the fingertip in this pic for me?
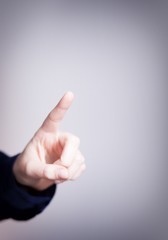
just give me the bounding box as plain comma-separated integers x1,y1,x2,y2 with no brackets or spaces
43,165,69,181
43,166,55,180
59,168,69,179
65,91,74,100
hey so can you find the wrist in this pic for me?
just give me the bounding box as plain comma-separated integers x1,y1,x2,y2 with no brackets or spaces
13,154,36,189
13,154,28,186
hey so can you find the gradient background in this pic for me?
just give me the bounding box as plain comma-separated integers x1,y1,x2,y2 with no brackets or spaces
0,1,168,239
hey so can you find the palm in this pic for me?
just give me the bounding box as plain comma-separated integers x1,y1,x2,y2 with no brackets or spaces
34,131,62,165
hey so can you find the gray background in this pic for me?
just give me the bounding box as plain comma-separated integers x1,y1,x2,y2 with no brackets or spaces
0,1,168,239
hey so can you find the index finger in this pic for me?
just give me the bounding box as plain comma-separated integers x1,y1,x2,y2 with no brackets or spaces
41,91,74,132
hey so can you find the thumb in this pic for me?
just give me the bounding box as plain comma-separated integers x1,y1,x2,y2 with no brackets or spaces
43,164,69,180
28,161,69,181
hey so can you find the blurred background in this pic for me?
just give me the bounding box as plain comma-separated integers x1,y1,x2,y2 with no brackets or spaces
0,1,168,239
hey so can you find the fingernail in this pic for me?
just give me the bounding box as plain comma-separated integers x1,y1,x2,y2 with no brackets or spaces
45,168,54,180
66,91,74,99
59,169,69,179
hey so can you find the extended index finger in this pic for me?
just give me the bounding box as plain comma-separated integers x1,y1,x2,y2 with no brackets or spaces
41,91,74,132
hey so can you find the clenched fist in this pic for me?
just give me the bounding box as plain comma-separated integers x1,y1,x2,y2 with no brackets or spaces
13,92,86,191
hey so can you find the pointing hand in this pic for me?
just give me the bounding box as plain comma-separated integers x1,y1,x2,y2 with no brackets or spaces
13,92,86,191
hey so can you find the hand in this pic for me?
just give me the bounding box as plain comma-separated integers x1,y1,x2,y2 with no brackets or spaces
13,92,86,191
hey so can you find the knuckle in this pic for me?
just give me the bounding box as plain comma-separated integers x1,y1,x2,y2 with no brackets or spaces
76,151,85,163
67,134,80,144
60,157,71,168
80,156,85,163
64,132,73,139
72,136,80,145
82,164,86,171
63,132,80,146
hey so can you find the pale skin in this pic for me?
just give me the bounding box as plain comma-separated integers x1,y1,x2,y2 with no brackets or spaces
13,92,86,191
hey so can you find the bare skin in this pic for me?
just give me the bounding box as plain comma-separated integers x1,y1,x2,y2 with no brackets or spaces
13,92,86,191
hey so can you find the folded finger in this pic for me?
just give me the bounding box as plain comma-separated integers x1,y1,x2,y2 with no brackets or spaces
59,133,80,167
